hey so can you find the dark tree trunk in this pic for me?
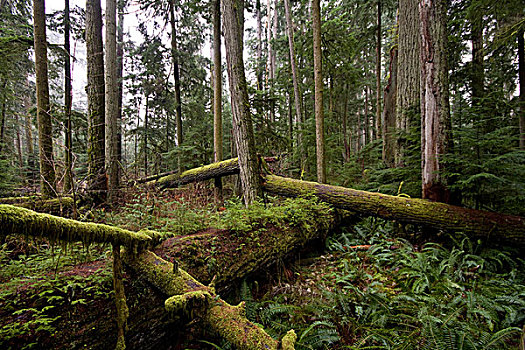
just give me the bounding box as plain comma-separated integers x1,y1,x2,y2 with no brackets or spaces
64,0,73,193
518,30,524,150
105,0,119,206
396,0,420,166
117,0,125,173
33,0,56,198
212,0,223,204
86,0,107,200
312,0,325,183
169,0,183,149
420,0,452,202
222,0,261,206
375,0,382,141
382,45,397,167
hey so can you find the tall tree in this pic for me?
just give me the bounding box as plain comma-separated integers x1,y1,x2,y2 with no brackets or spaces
284,0,304,166
86,0,106,199
256,0,263,90
105,0,119,206
33,0,56,197
266,0,275,122
222,0,260,206
117,0,125,172
64,0,73,193
212,0,223,202
396,0,420,166
169,0,183,148
518,30,524,150
312,0,326,183
382,45,398,167
375,0,382,140
420,0,452,202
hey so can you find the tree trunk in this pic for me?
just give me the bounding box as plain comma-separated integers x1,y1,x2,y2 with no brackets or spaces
284,0,304,166
64,0,73,193
266,0,275,123
518,30,524,150
33,0,56,198
419,0,451,202
256,0,263,90
396,0,420,166
144,95,149,177
117,0,125,173
24,82,35,181
312,0,326,183
382,45,397,167
342,85,350,162
105,0,119,206
86,0,107,200
212,0,223,204
169,0,183,150
222,0,261,206
262,175,525,247
375,0,382,141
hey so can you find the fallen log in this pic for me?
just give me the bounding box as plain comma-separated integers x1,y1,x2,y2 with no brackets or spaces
145,156,278,188
262,175,525,247
0,204,153,251
0,196,75,215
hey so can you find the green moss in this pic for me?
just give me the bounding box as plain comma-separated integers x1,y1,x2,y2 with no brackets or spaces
281,329,297,350
0,204,152,251
154,158,239,186
164,290,210,316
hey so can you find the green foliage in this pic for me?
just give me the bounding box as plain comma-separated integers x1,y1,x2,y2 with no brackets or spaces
0,240,113,349
255,219,525,349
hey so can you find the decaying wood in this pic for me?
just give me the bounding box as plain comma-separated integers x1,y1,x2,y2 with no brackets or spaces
0,196,75,215
262,175,525,247
124,250,296,350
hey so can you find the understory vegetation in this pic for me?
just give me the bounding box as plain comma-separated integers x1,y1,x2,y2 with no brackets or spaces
2,189,523,349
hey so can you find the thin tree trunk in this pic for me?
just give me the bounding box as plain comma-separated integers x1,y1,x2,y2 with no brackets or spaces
33,0,56,198
24,83,35,181
364,86,369,146
105,0,119,206
312,0,325,183
144,95,149,177
420,0,451,202
117,0,125,174
86,0,106,200
342,85,350,162
222,0,261,206
15,114,23,172
64,0,73,193
169,0,183,149
212,0,223,205
256,0,263,90
518,30,524,150
284,0,304,166
266,0,275,123
375,0,382,141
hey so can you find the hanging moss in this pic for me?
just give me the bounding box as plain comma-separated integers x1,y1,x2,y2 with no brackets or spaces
113,245,129,350
0,204,153,251
123,250,295,350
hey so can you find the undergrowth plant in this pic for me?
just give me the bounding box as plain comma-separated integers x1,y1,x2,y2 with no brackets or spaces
252,218,525,349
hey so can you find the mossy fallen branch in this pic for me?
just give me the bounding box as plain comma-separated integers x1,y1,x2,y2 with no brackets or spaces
0,195,75,216
262,175,525,247
0,204,153,251
123,250,295,350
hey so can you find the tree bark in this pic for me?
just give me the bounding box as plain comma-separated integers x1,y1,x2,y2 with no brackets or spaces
106,0,119,206
375,0,382,141
312,0,326,183
212,0,223,204
419,0,451,202
33,0,56,198
382,45,397,167
396,0,420,166
284,0,304,166
117,0,125,173
518,30,524,150
222,0,261,206
256,0,263,90
64,0,73,193
266,0,275,123
24,81,35,181
169,0,183,149
262,175,525,247
86,0,107,200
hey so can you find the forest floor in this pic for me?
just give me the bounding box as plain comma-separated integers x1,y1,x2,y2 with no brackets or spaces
1,183,524,349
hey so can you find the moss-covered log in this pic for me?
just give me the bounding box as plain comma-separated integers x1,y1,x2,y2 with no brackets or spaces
262,175,525,247
155,199,344,289
152,158,241,188
0,204,153,251
0,196,75,215
147,156,278,188
123,250,294,350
